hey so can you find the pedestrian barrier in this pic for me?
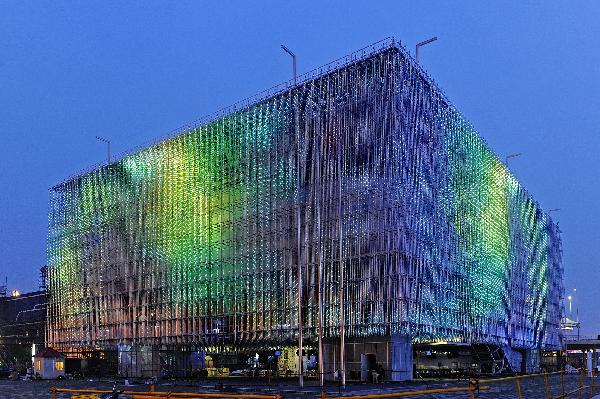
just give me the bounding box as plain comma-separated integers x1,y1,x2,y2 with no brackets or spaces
318,384,491,399
318,370,595,398
51,387,283,399
51,369,599,399
53,383,493,399
476,370,596,399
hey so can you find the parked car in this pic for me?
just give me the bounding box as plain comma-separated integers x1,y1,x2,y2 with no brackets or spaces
229,368,249,376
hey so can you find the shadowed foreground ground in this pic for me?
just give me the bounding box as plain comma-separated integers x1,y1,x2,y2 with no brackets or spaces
0,374,593,399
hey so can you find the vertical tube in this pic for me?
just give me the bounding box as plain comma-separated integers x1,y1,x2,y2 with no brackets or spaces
543,372,551,399
566,341,569,370
338,139,345,387
317,139,324,387
317,234,324,387
515,376,523,399
296,89,303,388
505,168,511,343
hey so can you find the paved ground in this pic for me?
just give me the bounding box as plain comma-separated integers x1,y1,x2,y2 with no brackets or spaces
0,374,594,399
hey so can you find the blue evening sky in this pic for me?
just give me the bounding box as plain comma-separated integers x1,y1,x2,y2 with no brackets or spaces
1,2,598,335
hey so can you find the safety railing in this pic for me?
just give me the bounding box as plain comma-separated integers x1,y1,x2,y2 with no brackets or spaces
475,370,596,399
317,384,491,399
50,386,283,399
51,370,600,399
318,370,596,399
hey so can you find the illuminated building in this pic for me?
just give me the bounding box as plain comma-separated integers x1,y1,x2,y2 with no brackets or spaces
47,38,563,379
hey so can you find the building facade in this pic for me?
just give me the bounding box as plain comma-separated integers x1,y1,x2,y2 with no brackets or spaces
47,39,563,379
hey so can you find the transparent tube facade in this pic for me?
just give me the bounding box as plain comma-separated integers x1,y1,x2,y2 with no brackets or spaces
47,40,563,354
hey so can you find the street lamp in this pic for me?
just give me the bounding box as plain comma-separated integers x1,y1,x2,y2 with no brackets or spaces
415,36,437,64
282,44,303,388
96,136,111,164
574,289,580,340
568,295,573,314
502,152,521,342
281,45,297,85
505,153,522,166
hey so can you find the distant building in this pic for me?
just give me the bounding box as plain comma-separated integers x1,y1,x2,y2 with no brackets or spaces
555,336,600,371
0,290,47,368
47,38,563,380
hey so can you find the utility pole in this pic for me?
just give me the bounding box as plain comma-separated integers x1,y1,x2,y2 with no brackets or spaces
415,36,437,64
96,136,111,164
282,44,303,387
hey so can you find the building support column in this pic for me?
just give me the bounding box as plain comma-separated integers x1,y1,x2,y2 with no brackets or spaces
524,348,540,374
391,334,412,381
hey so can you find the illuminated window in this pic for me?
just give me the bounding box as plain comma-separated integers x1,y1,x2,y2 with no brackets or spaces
35,360,41,371
55,360,64,371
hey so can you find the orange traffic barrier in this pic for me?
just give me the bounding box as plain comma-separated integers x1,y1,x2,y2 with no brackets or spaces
478,370,565,384
52,385,491,399
553,385,590,399
320,385,490,399
476,369,600,399
51,386,283,399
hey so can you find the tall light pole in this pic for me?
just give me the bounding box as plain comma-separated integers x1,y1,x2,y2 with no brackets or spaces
562,288,578,369
574,288,580,340
96,136,111,164
505,152,522,166
281,45,297,85
568,288,578,316
415,36,437,64
282,44,303,387
503,152,521,344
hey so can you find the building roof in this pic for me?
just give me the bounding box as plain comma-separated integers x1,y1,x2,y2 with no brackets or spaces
35,347,64,358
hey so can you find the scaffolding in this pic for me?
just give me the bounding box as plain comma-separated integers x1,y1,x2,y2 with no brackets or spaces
47,39,563,364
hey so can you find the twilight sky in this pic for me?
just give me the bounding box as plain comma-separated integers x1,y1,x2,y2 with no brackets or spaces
1,2,598,335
